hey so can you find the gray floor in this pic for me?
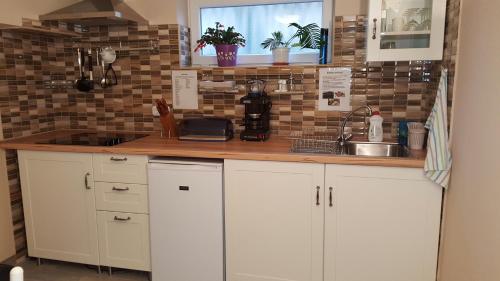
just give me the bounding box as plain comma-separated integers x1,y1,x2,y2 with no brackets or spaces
17,259,149,281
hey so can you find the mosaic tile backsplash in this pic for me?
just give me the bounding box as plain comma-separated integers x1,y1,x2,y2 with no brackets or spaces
0,0,460,259
167,15,442,138
55,16,440,139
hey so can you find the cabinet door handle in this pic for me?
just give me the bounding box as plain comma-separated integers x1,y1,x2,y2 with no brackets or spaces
372,18,378,39
329,187,333,207
112,186,130,191
114,216,131,221
316,186,320,206
84,172,91,190
110,157,127,162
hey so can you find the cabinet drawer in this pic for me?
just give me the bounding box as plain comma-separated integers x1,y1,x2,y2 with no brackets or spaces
93,154,148,184
95,182,148,214
97,211,151,271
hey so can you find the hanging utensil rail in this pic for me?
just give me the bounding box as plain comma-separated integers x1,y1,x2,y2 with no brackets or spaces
72,38,160,53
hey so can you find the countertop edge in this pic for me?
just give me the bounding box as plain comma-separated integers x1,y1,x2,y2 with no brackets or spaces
0,131,426,168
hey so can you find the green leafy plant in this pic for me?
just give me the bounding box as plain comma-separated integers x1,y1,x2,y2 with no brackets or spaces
195,22,246,52
261,23,323,51
289,23,322,49
261,31,292,50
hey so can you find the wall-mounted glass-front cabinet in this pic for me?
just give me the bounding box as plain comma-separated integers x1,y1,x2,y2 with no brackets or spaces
367,0,446,61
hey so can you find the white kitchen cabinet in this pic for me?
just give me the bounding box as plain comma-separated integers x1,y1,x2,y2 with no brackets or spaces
367,0,447,61
224,160,324,281
97,211,151,271
0,148,15,261
92,154,148,184
324,164,443,281
18,150,99,265
95,182,149,214
93,153,151,272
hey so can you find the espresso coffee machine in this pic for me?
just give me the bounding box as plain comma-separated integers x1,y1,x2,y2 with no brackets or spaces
240,80,272,141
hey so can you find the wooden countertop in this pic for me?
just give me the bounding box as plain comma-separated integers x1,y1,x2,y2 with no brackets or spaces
0,130,426,168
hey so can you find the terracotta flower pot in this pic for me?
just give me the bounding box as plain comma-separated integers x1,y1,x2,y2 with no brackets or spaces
215,44,238,67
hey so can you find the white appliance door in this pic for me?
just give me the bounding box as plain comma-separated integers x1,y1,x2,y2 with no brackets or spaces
148,160,224,281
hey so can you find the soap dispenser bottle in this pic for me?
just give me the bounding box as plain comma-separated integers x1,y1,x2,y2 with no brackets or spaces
368,111,384,142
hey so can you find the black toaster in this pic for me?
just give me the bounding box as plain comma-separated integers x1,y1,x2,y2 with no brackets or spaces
178,118,234,142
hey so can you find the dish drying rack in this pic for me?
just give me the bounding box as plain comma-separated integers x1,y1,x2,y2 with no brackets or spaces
289,129,341,154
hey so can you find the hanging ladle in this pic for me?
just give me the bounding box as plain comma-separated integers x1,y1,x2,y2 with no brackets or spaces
100,46,118,87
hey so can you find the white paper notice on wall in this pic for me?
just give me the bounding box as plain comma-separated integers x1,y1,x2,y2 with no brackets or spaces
318,67,352,111
172,70,198,110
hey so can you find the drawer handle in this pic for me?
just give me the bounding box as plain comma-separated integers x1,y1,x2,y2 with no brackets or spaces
114,216,131,221
112,186,130,192
110,157,128,162
372,18,377,40
329,187,333,207
316,186,320,206
84,172,91,190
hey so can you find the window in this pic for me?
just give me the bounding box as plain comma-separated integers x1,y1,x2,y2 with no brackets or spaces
189,0,333,65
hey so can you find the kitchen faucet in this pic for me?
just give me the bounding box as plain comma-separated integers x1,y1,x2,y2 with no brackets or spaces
337,105,373,148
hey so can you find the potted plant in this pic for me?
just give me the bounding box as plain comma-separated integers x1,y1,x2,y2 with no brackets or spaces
194,22,246,67
260,31,291,65
261,23,323,65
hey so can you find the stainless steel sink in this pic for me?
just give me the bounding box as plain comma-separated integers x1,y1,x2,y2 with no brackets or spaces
289,140,410,158
290,106,410,158
344,142,409,157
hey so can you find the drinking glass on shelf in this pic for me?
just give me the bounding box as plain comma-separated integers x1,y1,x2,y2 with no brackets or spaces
393,17,404,32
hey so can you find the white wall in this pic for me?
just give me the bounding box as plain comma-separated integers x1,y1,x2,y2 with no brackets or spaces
438,0,500,280
135,0,363,25
0,0,79,26
175,0,188,26
335,0,367,16
126,0,187,25
0,0,362,27
0,0,184,26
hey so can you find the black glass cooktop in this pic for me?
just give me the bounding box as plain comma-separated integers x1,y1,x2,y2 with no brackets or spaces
36,132,149,146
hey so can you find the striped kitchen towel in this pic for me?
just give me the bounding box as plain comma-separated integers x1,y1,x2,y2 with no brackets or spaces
424,68,452,188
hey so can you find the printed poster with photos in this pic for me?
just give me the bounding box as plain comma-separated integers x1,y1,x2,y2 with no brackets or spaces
318,67,352,111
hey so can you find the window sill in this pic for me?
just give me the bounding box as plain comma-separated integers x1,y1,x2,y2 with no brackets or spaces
174,62,338,70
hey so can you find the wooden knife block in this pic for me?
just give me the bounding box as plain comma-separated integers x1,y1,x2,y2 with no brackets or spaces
159,113,178,138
